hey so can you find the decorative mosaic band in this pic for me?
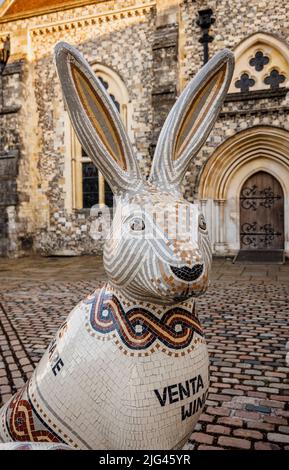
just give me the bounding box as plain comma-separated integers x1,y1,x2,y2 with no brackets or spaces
2,382,64,445
84,286,204,355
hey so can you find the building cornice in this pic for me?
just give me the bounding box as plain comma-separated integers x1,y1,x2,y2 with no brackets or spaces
0,1,108,23
28,2,155,36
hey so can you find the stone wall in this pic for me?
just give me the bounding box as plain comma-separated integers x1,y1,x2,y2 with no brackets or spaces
0,0,289,256
151,22,178,156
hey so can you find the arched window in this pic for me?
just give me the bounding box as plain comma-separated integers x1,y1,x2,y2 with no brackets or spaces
230,33,289,93
67,65,131,210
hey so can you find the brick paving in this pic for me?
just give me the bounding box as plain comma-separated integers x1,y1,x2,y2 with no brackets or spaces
0,255,288,450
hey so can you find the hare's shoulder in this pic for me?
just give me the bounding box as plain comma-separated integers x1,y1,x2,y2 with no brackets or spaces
68,286,104,322
48,287,104,355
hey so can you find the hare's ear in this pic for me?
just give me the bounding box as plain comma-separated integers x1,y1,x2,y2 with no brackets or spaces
149,49,234,190
54,42,141,194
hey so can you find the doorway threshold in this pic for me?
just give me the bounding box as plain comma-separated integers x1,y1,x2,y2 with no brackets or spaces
233,250,285,264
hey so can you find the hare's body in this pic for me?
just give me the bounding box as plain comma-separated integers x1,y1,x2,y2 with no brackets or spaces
0,43,234,449
0,285,208,449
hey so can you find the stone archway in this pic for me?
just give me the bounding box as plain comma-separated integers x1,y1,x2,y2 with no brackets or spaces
198,126,289,257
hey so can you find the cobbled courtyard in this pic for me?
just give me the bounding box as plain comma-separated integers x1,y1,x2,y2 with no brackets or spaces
0,256,288,450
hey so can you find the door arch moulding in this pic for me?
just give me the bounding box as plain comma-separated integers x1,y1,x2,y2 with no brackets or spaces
197,126,289,255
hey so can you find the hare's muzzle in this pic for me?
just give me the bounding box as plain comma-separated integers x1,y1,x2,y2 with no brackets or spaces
170,264,204,282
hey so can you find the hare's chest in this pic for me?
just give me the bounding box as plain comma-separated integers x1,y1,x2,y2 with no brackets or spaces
30,294,209,449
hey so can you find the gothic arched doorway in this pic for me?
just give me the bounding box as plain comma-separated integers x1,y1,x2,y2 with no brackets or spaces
239,171,284,252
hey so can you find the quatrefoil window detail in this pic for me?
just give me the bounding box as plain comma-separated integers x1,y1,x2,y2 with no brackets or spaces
249,51,269,72
264,69,286,90
235,73,255,93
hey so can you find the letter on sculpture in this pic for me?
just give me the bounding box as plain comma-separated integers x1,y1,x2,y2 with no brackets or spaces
0,43,234,450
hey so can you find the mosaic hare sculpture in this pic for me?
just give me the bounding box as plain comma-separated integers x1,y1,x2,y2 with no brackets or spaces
0,43,234,450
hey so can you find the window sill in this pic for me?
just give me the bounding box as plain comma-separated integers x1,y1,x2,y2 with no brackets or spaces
73,208,92,215
225,87,288,102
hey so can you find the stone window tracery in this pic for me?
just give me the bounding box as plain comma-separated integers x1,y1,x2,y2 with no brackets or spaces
234,73,255,93
249,51,269,72
229,33,289,94
263,69,286,90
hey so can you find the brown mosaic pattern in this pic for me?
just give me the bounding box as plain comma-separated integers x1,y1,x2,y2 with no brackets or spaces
3,382,63,443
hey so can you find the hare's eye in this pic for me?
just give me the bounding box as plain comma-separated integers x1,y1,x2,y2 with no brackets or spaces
130,218,145,231
199,216,207,231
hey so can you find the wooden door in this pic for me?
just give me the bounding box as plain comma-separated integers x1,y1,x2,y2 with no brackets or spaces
240,171,284,250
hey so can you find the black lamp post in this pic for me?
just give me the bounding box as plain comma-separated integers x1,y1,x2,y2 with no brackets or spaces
0,36,10,76
196,9,215,65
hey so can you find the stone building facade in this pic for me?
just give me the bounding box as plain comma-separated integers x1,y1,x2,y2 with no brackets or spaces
0,0,288,258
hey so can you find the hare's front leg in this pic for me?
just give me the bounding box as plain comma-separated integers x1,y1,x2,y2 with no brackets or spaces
0,296,107,449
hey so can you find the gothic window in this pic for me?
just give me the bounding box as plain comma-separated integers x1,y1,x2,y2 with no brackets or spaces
229,33,289,94
249,51,269,72
264,69,286,91
81,150,115,209
235,73,255,93
82,157,99,209
68,65,131,210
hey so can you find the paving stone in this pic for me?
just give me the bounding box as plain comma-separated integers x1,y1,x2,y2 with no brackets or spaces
199,413,214,423
245,404,271,414
206,406,231,417
217,417,243,427
278,426,289,434
260,399,285,409
223,389,244,396
233,429,263,440
247,421,275,432
235,410,262,421
206,425,231,435
197,445,224,450
267,433,289,444
269,395,289,402
264,416,288,425
218,436,251,449
190,433,214,445
254,442,280,450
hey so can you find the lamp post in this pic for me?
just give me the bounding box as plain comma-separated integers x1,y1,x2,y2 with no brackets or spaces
196,9,215,65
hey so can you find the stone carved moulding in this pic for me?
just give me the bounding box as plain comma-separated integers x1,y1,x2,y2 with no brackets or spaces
0,44,234,450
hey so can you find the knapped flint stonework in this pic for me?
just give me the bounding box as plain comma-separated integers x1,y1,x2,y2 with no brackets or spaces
151,22,178,155
0,0,289,257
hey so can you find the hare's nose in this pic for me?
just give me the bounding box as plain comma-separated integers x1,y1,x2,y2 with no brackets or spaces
170,264,203,282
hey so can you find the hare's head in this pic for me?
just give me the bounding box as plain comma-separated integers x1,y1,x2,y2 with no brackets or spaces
55,43,234,304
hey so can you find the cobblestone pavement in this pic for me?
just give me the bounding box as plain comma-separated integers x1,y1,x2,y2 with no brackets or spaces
0,255,288,450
